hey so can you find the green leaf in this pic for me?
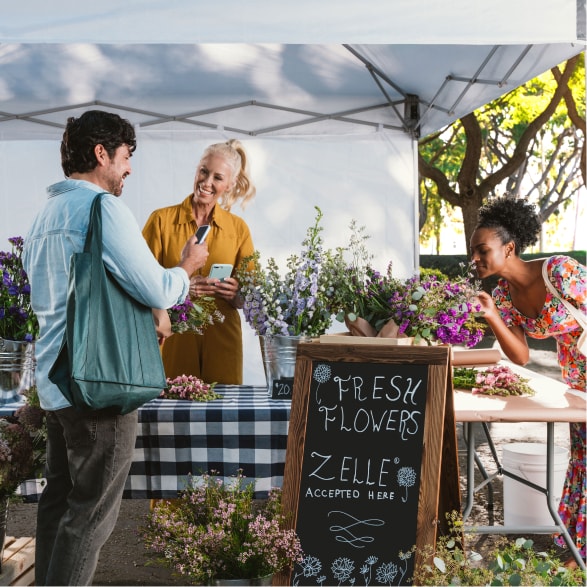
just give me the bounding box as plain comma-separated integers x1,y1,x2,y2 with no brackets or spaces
508,572,522,586
433,557,446,573
534,561,550,573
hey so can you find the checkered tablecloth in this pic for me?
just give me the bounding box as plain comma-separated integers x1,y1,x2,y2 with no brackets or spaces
123,385,290,499
15,385,291,502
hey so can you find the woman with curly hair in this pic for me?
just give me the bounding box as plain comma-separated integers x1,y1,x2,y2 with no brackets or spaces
470,195,586,566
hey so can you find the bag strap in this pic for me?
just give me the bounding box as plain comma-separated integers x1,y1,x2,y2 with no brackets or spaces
83,193,108,255
542,259,587,329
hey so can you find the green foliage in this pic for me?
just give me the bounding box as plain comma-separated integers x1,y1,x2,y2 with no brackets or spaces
419,266,448,281
418,55,585,253
413,512,586,586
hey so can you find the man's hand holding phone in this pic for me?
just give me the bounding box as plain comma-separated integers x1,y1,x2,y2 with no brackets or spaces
178,228,209,276
195,225,210,244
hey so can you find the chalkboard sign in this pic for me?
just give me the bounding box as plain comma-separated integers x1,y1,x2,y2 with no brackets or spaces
280,341,458,586
272,377,294,399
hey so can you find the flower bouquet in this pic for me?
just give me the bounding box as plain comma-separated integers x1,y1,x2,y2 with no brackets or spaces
384,267,486,347
329,224,486,347
453,365,534,396
168,295,224,335
143,470,303,585
0,236,39,342
159,374,220,402
236,207,342,338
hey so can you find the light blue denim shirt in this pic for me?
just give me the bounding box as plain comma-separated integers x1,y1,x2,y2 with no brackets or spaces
23,179,190,411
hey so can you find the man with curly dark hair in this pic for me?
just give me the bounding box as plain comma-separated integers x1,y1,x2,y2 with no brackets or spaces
23,110,209,585
470,195,586,567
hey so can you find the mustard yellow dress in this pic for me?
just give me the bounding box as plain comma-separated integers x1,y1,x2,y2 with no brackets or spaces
142,195,254,384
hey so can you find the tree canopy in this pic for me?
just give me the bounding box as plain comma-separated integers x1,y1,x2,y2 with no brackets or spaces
418,53,585,254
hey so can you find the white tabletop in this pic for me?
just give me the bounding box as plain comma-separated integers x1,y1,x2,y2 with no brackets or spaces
453,361,586,423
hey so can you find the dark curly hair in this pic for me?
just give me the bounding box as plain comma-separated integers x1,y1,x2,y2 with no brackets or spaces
60,110,137,177
475,195,541,255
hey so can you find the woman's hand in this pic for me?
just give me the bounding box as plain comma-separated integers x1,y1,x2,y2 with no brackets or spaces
190,275,243,308
474,291,499,322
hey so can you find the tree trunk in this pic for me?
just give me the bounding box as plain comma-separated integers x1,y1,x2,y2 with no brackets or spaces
460,198,482,254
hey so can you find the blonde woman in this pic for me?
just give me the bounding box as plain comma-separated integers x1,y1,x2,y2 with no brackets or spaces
143,140,256,384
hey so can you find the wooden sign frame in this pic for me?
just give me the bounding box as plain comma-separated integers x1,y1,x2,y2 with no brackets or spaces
278,340,459,585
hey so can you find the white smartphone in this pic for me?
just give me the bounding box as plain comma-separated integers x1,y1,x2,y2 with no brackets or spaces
208,263,233,282
194,225,210,243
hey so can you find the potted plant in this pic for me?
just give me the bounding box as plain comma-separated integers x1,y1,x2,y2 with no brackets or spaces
236,206,341,339
0,384,47,569
412,512,586,585
143,470,303,585
236,207,343,393
0,236,38,344
0,236,39,403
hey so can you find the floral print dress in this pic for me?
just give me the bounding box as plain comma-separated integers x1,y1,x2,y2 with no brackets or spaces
493,255,586,559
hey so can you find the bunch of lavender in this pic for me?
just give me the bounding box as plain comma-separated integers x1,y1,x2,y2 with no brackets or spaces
0,236,39,342
237,207,341,337
143,470,303,583
167,295,224,335
160,374,220,401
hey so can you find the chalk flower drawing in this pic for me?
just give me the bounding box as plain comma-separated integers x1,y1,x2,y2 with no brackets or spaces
376,561,398,585
293,554,322,586
332,557,355,583
360,555,378,586
398,549,413,585
313,363,332,404
397,466,417,502
293,549,414,585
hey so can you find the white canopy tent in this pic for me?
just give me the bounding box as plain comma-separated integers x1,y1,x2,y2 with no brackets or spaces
1,1,584,383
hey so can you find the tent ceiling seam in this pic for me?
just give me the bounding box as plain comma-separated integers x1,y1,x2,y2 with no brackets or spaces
416,44,535,133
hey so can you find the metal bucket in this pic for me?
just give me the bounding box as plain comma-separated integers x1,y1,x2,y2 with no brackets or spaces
259,335,309,396
0,338,35,404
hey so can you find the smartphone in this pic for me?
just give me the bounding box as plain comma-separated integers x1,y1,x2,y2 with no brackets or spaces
194,225,210,243
208,263,233,282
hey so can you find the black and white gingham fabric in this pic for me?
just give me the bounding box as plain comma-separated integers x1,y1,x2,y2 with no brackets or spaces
16,386,291,501
123,386,290,499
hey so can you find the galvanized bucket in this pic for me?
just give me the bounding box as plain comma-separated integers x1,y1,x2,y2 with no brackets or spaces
0,338,35,404
259,335,309,396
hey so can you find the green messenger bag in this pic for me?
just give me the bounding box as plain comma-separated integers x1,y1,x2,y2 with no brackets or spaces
49,193,166,415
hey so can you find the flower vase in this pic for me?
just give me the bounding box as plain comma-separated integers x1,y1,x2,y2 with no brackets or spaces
259,335,310,396
0,338,35,405
0,497,8,572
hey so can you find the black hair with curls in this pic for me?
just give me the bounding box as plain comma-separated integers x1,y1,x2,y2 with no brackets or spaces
60,110,137,177
475,195,541,255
